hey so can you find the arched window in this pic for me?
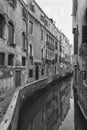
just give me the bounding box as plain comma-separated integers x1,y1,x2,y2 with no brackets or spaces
22,32,26,51
0,14,5,39
30,44,32,56
8,21,14,45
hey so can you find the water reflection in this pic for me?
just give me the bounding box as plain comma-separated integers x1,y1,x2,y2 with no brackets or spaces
74,96,87,130
18,77,87,130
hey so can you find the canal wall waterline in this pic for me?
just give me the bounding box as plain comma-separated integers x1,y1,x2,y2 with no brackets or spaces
0,72,73,130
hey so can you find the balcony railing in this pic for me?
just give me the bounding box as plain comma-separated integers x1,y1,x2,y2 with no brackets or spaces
7,42,16,48
46,41,55,50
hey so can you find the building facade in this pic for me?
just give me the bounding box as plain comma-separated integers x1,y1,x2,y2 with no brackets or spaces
72,0,87,119
27,0,61,82
59,32,71,73
0,0,29,89
0,0,71,90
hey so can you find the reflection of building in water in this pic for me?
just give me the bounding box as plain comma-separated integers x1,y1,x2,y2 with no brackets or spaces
27,80,71,130
60,81,71,122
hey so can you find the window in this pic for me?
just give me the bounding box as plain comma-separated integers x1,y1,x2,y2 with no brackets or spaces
30,44,32,56
41,15,44,22
46,34,48,42
22,32,26,51
41,30,43,40
59,56,61,63
8,0,17,8
82,25,87,42
41,48,43,59
73,26,78,54
29,21,33,34
41,69,44,75
0,53,5,66
55,66,56,74
8,54,14,66
0,14,5,39
8,21,14,45
22,57,26,66
29,69,33,78
60,45,62,52
22,8,27,19
30,4,35,12
55,54,58,62
55,42,58,49
45,19,48,26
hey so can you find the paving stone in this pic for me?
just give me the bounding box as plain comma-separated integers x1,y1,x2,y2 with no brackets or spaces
0,88,15,123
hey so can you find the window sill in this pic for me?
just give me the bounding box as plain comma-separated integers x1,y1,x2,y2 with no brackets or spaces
8,65,14,68
0,65,7,68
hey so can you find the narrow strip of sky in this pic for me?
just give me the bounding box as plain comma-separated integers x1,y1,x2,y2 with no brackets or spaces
23,0,73,45
36,0,73,45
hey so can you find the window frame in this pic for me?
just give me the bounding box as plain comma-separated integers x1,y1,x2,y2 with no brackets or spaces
22,32,26,51
8,53,14,66
29,69,33,78
8,21,14,45
22,56,26,66
0,53,5,66
0,14,5,39
41,29,43,40
29,21,33,35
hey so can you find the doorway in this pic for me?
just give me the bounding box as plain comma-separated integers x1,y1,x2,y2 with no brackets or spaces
15,70,21,87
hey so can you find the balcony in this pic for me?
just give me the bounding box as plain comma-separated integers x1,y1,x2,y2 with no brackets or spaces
7,42,16,48
46,41,55,51
45,59,52,64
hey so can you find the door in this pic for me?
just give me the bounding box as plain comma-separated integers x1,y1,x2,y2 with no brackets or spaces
15,70,21,87
35,65,39,80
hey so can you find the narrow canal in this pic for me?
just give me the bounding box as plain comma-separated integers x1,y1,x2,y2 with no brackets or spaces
17,76,87,130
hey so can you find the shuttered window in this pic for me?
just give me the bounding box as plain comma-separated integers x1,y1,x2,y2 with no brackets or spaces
0,14,5,39
29,69,33,78
73,26,78,54
0,53,5,66
82,25,87,43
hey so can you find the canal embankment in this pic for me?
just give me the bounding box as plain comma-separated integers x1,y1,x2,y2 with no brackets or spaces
0,72,73,130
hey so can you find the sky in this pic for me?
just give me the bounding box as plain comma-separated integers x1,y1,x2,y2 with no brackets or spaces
23,0,73,45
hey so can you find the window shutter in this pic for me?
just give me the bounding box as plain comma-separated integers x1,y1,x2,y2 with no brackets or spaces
74,26,78,54
82,25,87,42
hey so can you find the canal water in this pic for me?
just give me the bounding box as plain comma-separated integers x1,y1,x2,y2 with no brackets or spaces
17,76,87,130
